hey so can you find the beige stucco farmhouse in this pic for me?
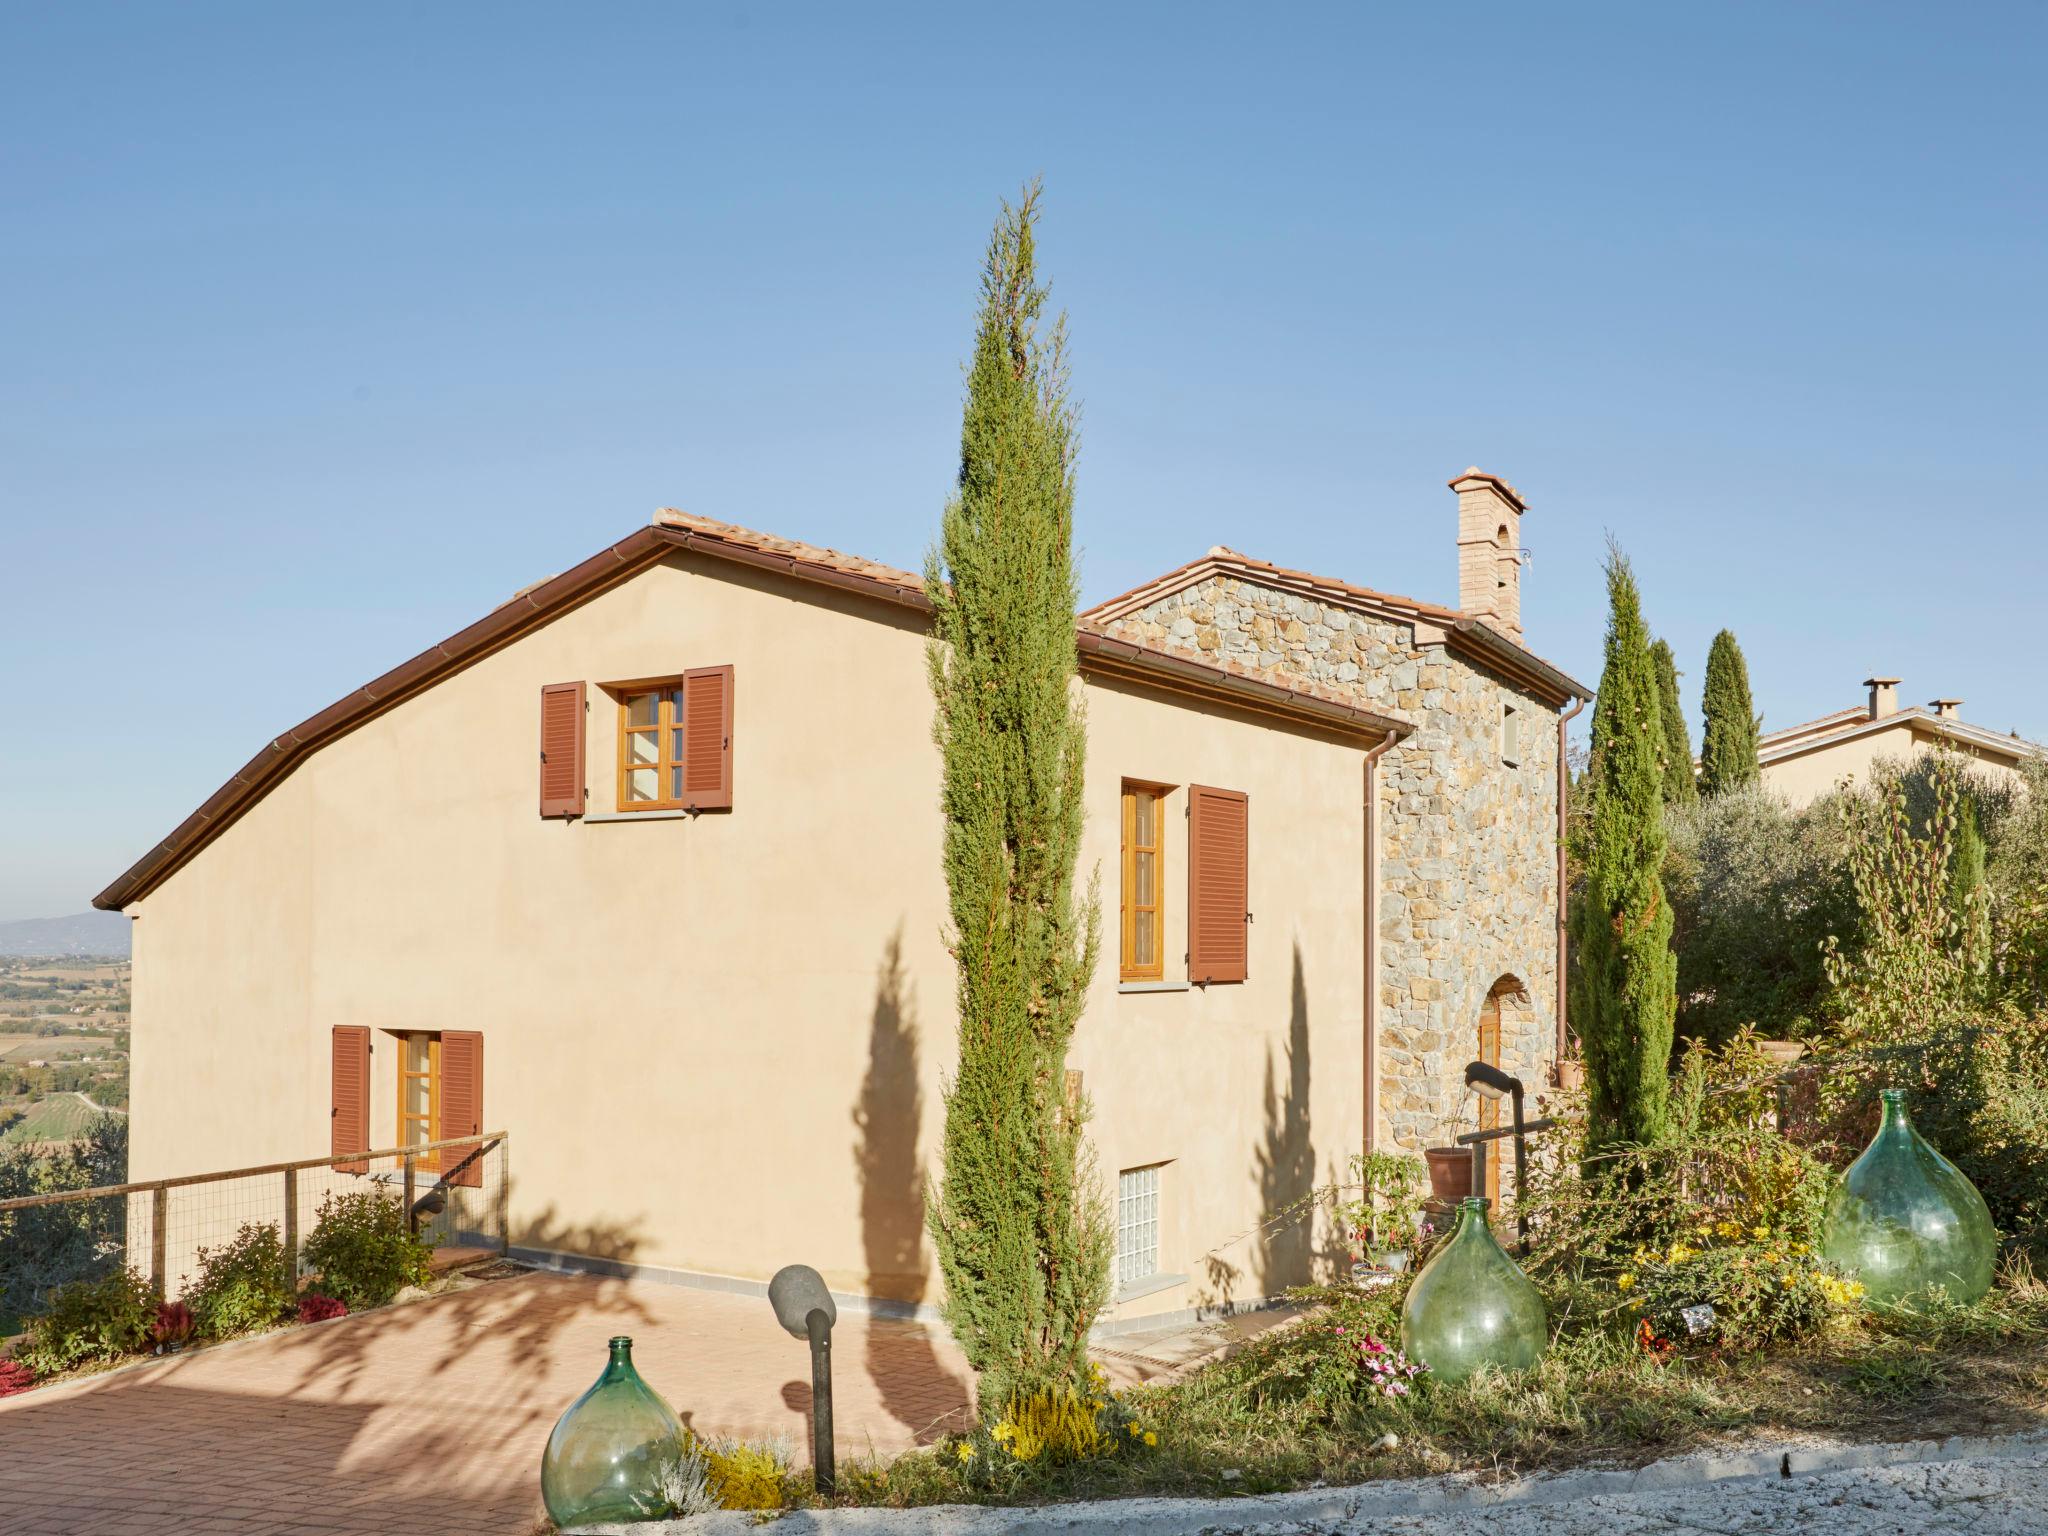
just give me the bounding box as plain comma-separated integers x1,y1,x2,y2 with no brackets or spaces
97,468,1587,1325
1759,675,2044,808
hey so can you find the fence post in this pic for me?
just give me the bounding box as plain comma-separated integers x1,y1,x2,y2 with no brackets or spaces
150,1185,168,1295
403,1152,416,1235
282,1169,299,1290
495,1135,509,1255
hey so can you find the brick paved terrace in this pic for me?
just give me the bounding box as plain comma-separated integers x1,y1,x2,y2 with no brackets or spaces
0,1267,978,1535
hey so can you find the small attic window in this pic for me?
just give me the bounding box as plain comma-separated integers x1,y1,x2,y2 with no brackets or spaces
1502,704,1522,767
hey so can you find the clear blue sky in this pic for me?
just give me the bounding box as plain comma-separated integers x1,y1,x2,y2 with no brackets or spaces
3,2,2043,919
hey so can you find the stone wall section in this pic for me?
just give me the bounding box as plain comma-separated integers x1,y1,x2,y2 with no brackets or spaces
1099,573,1561,1149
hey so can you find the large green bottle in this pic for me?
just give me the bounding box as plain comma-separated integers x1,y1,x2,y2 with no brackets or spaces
540,1336,686,1527
1821,1089,1996,1309
1400,1196,1547,1383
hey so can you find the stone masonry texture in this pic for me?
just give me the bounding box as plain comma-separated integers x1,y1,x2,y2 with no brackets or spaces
1101,575,1559,1150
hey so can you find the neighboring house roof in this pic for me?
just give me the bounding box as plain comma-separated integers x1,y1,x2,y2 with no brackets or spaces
95,511,1411,913
1758,706,2045,768
1079,545,1593,707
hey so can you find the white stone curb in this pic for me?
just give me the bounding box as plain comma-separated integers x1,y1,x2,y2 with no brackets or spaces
585,1427,2048,1534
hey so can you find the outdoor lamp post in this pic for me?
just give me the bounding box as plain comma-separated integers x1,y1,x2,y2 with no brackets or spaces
1463,1060,1530,1246
768,1263,837,1495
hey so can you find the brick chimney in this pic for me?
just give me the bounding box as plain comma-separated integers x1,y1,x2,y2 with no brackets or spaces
1930,697,1963,719
1450,467,1527,641
1865,675,1901,720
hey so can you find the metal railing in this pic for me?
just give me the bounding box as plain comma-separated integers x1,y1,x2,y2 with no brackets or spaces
0,1132,508,1324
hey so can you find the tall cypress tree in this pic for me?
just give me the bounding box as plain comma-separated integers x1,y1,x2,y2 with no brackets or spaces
1570,545,1677,1152
1649,639,1697,806
923,184,1110,1415
1698,629,1760,795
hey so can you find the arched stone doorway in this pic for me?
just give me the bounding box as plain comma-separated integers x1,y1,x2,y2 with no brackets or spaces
1476,976,1531,1206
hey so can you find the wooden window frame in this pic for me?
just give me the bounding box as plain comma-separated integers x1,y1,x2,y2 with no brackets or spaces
1120,780,1174,982
615,680,689,812
397,1031,442,1173
608,668,732,813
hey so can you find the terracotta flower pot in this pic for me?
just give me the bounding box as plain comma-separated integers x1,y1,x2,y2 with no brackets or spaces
1424,1146,1474,1206
1552,1059,1586,1091
1757,1039,1807,1067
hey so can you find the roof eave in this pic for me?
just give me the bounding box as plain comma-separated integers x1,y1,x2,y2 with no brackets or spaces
1076,632,1411,743
1447,619,1593,706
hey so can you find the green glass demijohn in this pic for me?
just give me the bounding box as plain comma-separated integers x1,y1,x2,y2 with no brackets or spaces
1821,1089,1996,1310
1400,1196,1547,1383
540,1336,686,1528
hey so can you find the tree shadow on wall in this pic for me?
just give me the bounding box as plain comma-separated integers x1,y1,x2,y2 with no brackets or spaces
852,929,972,1441
1254,944,1316,1295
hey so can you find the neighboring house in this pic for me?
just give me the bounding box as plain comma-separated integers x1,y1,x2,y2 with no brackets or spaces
1759,676,2044,808
97,467,1587,1324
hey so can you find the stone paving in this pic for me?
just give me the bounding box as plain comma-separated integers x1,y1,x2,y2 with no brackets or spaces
0,1266,977,1535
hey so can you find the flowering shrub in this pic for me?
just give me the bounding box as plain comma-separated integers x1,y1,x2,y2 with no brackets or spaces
0,1358,34,1396
1615,1222,1864,1349
1333,1151,1429,1258
1219,1287,1424,1414
701,1438,788,1510
953,1365,1155,1484
296,1293,348,1324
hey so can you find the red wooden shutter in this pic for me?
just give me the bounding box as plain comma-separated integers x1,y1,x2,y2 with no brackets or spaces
680,664,734,810
539,681,586,818
1187,785,1249,984
439,1030,484,1189
331,1026,370,1174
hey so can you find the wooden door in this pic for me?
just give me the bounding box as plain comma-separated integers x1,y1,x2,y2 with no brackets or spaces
1478,995,1502,1206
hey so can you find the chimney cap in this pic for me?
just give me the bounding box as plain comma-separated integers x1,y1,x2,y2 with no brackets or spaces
1447,467,1528,513
1862,674,1902,687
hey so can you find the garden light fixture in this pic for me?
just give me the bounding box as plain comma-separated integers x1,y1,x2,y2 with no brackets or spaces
768,1263,838,1495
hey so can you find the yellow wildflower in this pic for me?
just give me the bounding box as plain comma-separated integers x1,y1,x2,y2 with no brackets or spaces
1751,1225,1769,1240
1716,1220,1742,1240
1764,1251,1782,1265
957,1443,974,1464
1616,1273,1635,1292
1144,1432,1157,1447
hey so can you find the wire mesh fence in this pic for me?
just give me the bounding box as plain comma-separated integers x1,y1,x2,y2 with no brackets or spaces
0,1133,508,1332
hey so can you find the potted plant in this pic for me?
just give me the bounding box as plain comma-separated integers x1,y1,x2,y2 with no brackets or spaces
1423,1145,1475,1206
1341,1151,1428,1275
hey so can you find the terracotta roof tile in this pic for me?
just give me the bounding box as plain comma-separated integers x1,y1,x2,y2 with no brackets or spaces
655,508,923,596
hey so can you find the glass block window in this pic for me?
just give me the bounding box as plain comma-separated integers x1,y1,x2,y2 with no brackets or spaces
1118,1164,1160,1287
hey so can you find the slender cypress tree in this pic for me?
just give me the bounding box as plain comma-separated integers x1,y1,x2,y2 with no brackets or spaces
1649,639,1697,806
1570,545,1677,1152
923,184,1110,1415
1698,629,1761,795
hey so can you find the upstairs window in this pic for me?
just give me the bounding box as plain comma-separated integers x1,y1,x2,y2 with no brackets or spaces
1120,781,1168,981
619,685,687,808
613,666,735,812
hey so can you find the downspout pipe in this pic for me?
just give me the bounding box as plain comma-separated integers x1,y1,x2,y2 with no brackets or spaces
1555,696,1589,1065
1362,727,1407,1155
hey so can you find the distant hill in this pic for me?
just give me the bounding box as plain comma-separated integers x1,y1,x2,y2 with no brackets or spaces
0,912,132,958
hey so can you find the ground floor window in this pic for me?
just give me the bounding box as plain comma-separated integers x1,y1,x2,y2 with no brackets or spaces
397,1031,442,1171
1118,1164,1161,1287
